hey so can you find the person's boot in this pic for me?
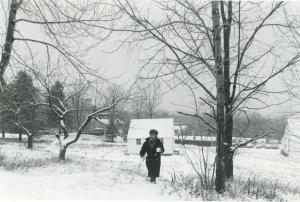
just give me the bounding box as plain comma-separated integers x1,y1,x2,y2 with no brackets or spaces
153,177,156,184
150,177,154,182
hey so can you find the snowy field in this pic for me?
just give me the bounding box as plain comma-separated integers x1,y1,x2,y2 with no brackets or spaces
0,133,300,201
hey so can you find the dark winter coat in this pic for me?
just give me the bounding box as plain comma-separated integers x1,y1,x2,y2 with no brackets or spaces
140,137,165,177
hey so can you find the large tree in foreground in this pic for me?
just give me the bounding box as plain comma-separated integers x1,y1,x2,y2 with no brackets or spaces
211,1,226,192
116,0,300,193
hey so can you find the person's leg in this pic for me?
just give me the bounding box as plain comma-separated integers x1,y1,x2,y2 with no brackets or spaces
153,161,159,184
146,161,151,181
147,168,151,181
149,160,156,183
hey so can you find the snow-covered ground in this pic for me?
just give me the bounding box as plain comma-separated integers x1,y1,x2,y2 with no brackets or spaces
0,134,299,200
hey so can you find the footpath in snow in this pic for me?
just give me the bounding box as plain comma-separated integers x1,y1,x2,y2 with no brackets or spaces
0,136,194,200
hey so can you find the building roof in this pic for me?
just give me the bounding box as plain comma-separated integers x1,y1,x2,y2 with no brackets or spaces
127,118,174,139
95,118,125,125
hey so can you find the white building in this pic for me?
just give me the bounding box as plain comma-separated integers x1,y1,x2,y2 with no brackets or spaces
127,118,175,155
280,115,300,157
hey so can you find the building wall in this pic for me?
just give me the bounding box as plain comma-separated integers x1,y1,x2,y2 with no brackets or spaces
86,119,107,131
163,138,174,154
280,136,300,158
127,137,174,155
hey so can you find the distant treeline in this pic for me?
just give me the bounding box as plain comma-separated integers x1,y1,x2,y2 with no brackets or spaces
172,112,287,141
233,113,287,140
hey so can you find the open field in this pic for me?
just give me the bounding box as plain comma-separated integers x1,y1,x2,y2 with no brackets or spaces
0,133,299,200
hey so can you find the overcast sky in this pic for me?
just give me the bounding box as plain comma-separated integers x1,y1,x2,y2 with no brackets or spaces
2,0,300,117
82,1,300,117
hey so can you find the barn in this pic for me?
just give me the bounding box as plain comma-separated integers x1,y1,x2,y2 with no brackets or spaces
280,115,300,157
85,117,125,135
127,118,175,155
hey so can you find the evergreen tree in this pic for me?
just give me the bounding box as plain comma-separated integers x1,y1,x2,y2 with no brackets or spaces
0,83,15,132
1,71,38,131
0,70,39,145
46,81,65,128
12,71,38,132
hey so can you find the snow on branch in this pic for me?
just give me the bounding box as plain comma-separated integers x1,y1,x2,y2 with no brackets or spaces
65,98,124,147
232,130,274,154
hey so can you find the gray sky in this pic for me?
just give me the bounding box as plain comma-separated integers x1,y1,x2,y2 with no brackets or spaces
83,1,300,116
2,0,300,117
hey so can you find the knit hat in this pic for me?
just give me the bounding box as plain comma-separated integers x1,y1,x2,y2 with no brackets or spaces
149,129,158,135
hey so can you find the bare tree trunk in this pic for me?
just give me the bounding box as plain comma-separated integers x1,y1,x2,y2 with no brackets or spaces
221,0,233,181
107,107,116,142
0,0,22,86
76,96,80,130
212,1,226,194
112,106,116,142
224,113,234,179
18,128,22,142
27,135,33,149
27,108,35,149
59,146,67,161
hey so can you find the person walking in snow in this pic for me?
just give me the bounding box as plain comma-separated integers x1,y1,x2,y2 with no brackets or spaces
140,129,164,183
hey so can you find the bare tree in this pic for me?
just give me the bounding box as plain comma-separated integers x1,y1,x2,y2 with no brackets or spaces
211,1,226,193
43,83,122,160
116,0,300,193
218,1,299,180
130,94,146,119
0,0,22,87
0,0,120,89
68,74,92,130
130,79,162,119
103,83,126,142
142,80,162,119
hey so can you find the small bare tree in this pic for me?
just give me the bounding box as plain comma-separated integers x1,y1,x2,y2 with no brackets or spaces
102,84,126,142
141,80,162,119
42,84,122,160
130,94,146,119
48,90,119,160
